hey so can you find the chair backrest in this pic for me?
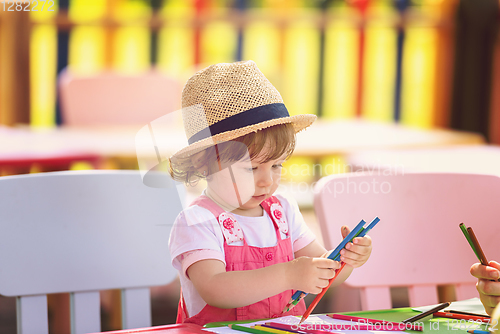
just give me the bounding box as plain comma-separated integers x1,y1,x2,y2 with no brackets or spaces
58,69,182,126
347,145,500,176
314,172,500,310
0,170,183,334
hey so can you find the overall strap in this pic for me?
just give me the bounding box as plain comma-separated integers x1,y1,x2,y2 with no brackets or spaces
190,195,244,244
261,196,289,236
190,195,225,217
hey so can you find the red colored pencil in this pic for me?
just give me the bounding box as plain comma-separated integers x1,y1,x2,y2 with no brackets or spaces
298,263,347,324
433,312,491,322
467,227,489,266
263,322,336,334
265,322,402,332
460,224,500,282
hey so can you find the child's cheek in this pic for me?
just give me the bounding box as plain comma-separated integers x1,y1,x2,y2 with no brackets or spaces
234,172,256,203
208,169,255,209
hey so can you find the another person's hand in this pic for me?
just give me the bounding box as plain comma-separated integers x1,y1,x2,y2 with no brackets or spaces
470,260,500,315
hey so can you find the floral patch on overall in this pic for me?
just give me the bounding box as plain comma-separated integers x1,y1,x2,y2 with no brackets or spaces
270,203,288,236
218,212,244,244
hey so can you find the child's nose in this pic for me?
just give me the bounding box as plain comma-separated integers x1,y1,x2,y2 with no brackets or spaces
256,169,274,187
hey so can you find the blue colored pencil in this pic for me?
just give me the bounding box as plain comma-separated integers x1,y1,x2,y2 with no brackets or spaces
332,217,379,261
332,226,366,261
331,216,380,260
359,216,380,236
289,219,366,300
298,217,381,323
283,217,378,313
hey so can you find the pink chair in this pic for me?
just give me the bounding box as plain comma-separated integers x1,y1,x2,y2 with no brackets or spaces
58,69,182,126
314,172,500,310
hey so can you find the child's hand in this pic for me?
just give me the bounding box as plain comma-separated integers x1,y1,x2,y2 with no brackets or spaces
285,256,340,294
338,225,372,268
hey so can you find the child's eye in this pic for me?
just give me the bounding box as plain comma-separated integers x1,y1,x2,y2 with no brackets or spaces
272,164,283,168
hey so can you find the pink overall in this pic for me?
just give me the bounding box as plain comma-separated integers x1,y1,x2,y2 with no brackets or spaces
176,195,306,325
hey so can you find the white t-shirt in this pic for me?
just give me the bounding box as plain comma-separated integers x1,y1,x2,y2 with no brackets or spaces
168,192,316,318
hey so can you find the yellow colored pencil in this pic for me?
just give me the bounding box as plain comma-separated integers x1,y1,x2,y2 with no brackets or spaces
254,325,295,334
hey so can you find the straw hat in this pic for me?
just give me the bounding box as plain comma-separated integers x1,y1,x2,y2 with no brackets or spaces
170,60,316,159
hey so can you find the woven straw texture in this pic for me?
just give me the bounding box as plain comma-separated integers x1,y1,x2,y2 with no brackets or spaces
182,60,284,139
172,60,316,159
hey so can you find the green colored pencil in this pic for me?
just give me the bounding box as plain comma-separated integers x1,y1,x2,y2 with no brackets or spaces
229,324,270,334
459,223,480,259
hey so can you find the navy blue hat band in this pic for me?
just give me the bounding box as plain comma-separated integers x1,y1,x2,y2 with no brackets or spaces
187,103,290,145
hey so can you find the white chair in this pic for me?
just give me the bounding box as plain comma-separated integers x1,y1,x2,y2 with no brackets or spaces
314,172,500,310
0,170,183,334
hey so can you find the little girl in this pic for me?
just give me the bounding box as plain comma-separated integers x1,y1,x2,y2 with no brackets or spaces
168,60,372,325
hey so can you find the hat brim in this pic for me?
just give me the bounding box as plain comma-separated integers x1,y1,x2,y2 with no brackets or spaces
170,114,317,160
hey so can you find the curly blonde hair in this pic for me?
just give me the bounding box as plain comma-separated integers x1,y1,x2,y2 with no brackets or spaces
169,123,296,185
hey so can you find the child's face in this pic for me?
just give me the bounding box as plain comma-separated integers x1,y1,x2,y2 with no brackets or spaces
206,145,285,216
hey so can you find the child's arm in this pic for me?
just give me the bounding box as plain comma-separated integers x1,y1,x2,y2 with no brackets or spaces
187,256,338,309
294,225,372,288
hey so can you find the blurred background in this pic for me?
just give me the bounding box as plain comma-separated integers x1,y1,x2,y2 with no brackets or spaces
2,0,500,136
0,0,499,332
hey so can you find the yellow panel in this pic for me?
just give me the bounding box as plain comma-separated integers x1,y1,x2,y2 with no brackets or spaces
30,24,57,127
69,0,106,22
320,154,350,175
400,27,437,128
70,161,95,170
420,0,447,15
200,21,238,65
282,18,320,116
161,0,193,17
29,0,58,22
113,26,151,74
242,18,281,81
362,25,396,122
371,0,394,9
157,24,195,77
113,0,151,22
264,0,301,9
322,22,358,119
282,156,315,184
157,0,195,77
68,26,106,74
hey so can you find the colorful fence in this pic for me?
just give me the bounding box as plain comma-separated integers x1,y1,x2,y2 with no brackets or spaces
1,0,499,142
